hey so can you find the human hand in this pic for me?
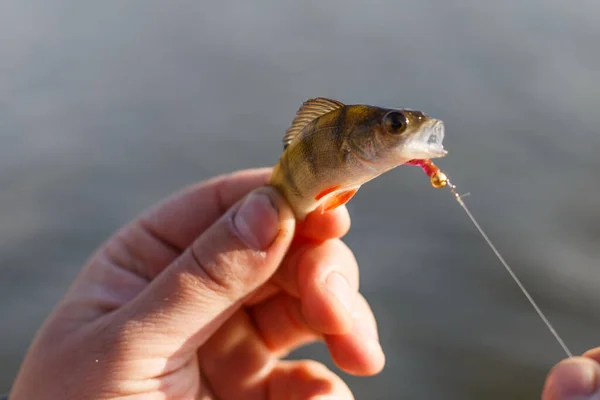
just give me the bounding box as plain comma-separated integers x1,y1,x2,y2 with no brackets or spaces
543,351,600,400
9,168,384,400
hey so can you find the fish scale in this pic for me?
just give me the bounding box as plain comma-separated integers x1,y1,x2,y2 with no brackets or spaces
270,97,447,220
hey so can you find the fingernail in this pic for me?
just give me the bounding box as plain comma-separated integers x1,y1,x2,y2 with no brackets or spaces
325,271,354,313
233,191,280,250
550,358,600,399
566,363,599,399
352,310,378,340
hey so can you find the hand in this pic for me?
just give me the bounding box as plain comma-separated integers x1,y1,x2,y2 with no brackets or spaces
9,168,384,400
543,352,600,400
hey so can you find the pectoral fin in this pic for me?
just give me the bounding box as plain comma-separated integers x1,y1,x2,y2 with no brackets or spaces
317,187,359,213
315,185,342,201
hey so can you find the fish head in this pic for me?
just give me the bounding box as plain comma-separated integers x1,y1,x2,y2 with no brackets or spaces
374,109,447,162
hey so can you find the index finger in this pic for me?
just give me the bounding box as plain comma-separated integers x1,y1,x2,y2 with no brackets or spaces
296,206,351,241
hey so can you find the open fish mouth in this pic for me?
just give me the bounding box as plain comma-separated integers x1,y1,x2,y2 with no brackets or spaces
402,120,447,160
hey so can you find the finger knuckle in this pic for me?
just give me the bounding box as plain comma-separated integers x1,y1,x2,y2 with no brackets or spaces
296,359,332,376
187,245,240,297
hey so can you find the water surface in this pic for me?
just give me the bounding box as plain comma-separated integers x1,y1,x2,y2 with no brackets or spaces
2,1,600,398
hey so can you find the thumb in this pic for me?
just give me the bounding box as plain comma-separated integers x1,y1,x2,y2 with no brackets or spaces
115,186,296,352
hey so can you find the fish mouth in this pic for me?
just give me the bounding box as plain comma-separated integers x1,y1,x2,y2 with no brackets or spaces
401,119,448,160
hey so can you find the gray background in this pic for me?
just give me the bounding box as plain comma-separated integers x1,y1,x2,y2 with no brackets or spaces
2,1,600,398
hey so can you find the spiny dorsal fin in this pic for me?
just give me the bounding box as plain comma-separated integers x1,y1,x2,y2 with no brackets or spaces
283,97,345,150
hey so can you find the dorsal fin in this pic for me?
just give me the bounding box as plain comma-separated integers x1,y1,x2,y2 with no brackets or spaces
283,97,345,150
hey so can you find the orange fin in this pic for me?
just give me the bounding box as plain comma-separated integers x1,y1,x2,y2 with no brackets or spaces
319,188,358,213
315,185,341,201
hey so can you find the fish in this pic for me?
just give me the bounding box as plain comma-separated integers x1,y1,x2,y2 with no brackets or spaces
268,97,448,220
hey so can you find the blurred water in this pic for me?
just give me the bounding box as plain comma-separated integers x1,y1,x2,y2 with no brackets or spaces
2,0,600,398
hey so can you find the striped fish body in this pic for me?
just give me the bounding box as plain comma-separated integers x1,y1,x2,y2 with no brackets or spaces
269,98,448,220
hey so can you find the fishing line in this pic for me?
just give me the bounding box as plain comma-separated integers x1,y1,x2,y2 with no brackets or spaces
443,178,573,358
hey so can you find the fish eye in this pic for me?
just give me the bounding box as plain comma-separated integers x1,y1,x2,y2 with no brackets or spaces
383,111,408,134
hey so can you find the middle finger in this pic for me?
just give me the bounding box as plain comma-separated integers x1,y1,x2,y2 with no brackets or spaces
273,238,360,335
